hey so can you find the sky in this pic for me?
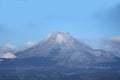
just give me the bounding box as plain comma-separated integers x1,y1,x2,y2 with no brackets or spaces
0,0,120,48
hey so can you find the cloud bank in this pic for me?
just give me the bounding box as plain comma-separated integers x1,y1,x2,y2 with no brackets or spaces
96,3,120,55
102,35,120,57
0,44,18,53
0,41,36,57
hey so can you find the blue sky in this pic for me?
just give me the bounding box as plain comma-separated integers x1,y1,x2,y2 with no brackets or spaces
0,0,120,48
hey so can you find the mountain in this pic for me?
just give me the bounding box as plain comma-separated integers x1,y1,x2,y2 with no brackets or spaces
0,31,120,80
16,31,116,67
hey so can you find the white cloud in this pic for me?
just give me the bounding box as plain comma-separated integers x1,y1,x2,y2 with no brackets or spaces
3,44,18,50
25,41,36,48
0,41,37,58
0,44,18,54
0,41,36,53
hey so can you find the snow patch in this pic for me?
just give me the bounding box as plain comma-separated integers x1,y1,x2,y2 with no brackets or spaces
56,34,65,43
2,53,16,59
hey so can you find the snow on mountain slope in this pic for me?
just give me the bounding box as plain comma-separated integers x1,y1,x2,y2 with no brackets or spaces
16,31,116,66
2,52,16,59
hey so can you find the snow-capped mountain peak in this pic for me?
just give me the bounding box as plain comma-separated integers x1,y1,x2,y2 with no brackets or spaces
16,31,116,67
56,33,66,43
45,31,71,43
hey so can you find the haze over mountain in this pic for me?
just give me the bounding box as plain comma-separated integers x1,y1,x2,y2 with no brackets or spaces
103,35,120,57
